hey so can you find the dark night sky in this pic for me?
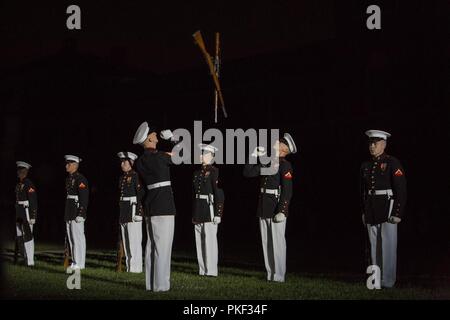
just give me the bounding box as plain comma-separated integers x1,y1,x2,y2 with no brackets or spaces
2,1,335,72
1,0,450,278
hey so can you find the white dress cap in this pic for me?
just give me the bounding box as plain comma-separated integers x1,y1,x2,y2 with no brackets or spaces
16,161,32,169
133,122,150,145
198,143,218,154
282,133,297,154
64,155,82,163
117,151,138,161
365,130,391,140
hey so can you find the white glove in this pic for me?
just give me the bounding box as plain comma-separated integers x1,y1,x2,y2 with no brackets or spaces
213,216,221,224
29,219,36,225
133,215,143,222
362,214,366,226
160,129,174,141
75,216,85,223
389,216,401,224
251,146,266,157
273,212,286,223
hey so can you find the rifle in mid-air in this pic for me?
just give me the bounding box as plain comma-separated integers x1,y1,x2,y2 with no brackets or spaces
193,30,228,122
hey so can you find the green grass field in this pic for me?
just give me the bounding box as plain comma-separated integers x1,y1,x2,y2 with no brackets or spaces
1,244,449,300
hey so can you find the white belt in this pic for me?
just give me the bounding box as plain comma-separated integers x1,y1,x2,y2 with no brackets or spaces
195,194,209,200
147,181,171,190
367,189,394,219
67,195,80,209
261,188,280,197
120,196,137,202
195,193,215,221
367,189,393,196
17,200,30,222
195,194,214,203
120,196,137,218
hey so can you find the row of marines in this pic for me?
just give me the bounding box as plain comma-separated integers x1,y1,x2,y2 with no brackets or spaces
14,125,405,290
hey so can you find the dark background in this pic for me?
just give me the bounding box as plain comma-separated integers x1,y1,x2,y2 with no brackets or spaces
1,0,449,280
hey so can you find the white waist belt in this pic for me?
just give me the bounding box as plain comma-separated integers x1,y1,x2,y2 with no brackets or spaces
367,189,394,219
260,188,279,196
368,189,393,196
147,181,171,190
120,196,137,218
17,200,30,222
120,196,137,202
195,194,215,221
195,194,210,200
67,195,80,209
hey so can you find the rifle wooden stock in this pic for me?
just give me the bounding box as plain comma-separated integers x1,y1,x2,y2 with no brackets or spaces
214,32,220,123
193,31,227,116
116,230,124,272
63,251,70,269
14,237,19,264
215,32,220,57
193,30,207,53
63,235,70,269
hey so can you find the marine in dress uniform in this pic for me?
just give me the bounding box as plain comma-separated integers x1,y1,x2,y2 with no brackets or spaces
117,151,144,273
243,133,297,282
192,144,225,277
15,161,37,266
64,155,89,270
133,122,178,292
360,130,407,288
